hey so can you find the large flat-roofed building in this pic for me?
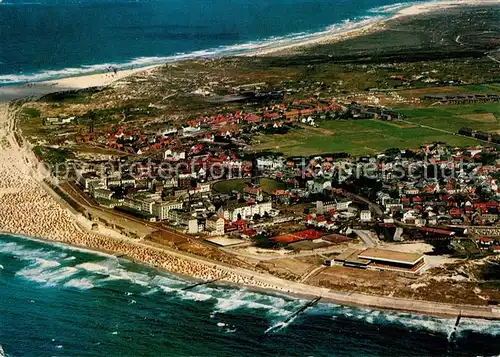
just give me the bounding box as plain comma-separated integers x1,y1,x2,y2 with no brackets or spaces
334,248,425,273
333,249,371,269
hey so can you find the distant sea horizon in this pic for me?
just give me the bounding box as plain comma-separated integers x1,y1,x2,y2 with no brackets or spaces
1,232,500,357
0,0,420,85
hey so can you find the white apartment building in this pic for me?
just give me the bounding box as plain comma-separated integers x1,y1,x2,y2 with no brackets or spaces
360,210,372,222
219,201,272,222
206,215,225,236
153,200,183,220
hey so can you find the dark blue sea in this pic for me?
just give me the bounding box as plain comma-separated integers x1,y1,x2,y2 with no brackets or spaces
1,233,500,356
0,0,419,85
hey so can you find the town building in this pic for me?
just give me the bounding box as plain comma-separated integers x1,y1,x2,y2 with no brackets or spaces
218,201,272,222
153,200,184,220
206,215,225,236
334,248,425,273
360,210,372,222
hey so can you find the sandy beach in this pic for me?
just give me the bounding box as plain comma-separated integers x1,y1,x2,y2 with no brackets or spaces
42,65,161,90
394,0,500,17
246,0,500,56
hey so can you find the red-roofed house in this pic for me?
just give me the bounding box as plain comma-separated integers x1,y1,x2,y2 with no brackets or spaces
479,237,493,246
245,114,262,123
449,208,462,217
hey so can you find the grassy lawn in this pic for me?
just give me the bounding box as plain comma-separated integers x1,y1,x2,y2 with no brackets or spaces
212,178,285,194
212,179,248,193
33,145,74,164
397,103,500,133
251,118,478,157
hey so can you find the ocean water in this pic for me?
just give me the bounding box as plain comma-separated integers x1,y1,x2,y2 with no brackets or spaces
0,0,419,85
1,233,500,357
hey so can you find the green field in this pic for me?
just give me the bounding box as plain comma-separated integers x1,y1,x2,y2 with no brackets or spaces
398,103,500,133
213,178,285,194
251,103,500,157
252,119,478,157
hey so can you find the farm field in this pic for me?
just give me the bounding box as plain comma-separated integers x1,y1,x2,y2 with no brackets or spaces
251,117,479,157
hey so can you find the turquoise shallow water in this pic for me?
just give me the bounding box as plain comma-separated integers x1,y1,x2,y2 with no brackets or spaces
1,233,500,356
0,0,417,84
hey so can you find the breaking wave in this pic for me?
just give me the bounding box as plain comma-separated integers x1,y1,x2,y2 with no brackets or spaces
0,14,386,85
313,303,500,337
368,1,421,14
210,288,299,317
2,234,500,340
0,237,185,290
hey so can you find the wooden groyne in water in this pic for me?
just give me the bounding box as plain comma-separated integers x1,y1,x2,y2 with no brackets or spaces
181,276,226,291
283,296,322,325
265,296,322,333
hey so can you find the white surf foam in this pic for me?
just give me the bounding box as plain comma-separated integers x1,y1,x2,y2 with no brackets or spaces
15,259,82,287
0,233,113,259
150,275,186,287
209,289,299,317
157,285,213,301
316,303,500,337
63,278,95,290
153,282,300,317
264,316,297,334
0,241,67,261
179,290,213,302
74,259,185,288
369,2,420,14
141,287,159,296
75,261,115,274
0,14,387,85
459,317,500,336
0,233,114,259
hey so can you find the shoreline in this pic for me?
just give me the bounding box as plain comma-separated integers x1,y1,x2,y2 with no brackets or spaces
1,0,499,93
2,230,499,321
1,1,500,321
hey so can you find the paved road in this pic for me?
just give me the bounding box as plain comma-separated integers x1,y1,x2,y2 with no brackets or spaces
353,229,379,248
346,192,384,217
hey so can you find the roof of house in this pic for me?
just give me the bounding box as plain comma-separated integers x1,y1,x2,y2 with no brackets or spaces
358,248,423,265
